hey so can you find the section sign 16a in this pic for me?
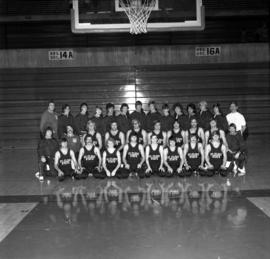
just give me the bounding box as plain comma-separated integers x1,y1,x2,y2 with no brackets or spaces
195,46,221,57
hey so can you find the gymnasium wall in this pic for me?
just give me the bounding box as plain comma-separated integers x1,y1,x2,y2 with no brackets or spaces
0,43,269,149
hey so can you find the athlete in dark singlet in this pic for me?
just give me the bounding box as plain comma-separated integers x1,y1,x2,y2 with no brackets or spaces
126,119,147,147
123,132,145,178
145,134,165,176
205,118,228,148
54,138,80,181
83,120,102,150
78,134,104,179
205,131,227,177
148,120,166,147
102,138,121,178
164,137,184,177
186,118,205,146
105,121,125,152
167,120,186,148
183,134,205,176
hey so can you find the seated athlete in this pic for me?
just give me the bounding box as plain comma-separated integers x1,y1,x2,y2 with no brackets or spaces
37,127,59,181
83,120,102,149
226,123,247,176
145,134,165,177
102,138,122,178
54,137,80,181
78,134,104,179
122,132,145,178
163,137,184,177
167,120,186,148
126,119,147,147
183,134,205,176
148,120,167,147
105,121,125,152
205,131,228,177
186,118,205,146
205,118,228,148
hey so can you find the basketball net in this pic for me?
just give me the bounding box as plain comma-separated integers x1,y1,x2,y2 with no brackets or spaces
119,0,156,34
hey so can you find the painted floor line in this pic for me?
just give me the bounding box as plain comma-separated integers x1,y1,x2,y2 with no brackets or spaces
0,202,38,243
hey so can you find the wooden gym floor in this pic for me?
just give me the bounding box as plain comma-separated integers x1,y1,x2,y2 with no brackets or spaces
0,133,270,259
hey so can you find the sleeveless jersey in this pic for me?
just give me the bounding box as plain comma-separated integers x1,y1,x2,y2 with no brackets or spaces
58,149,73,173
129,129,144,145
88,131,99,147
209,142,223,169
105,149,118,172
186,143,201,170
109,131,121,150
208,128,223,144
148,145,161,171
166,147,181,171
82,146,98,169
127,143,141,171
171,129,184,147
189,128,202,143
152,130,164,145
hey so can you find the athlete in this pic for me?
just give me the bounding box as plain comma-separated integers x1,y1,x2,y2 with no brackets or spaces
145,134,165,177
129,100,147,130
74,102,89,137
148,120,166,147
205,131,227,177
160,103,174,133
173,102,189,130
37,127,58,180
122,133,145,178
78,134,103,179
197,100,213,131
226,123,247,176
146,101,161,132
117,103,131,134
167,120,186,148
183,134,205,176
83,120,102,149
163,137,184,177
186,118,205,146
105,121,125,152
54,137,80,181
65,125,81,158
212,103,228,132
102,138,121,178
126,119,147,147
205,118,228,148
90,106,104,136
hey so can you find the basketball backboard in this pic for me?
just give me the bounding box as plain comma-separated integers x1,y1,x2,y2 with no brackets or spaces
71,0,205,33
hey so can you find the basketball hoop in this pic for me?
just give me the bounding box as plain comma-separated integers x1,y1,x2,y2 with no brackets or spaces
119,0,156,34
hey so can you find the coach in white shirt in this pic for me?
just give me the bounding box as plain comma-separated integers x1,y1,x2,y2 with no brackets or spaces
226,102,246,134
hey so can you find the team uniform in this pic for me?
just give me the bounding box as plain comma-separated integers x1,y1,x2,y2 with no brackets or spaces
165,147,182,176
206,142,227,177
188,128,202,143
103,149,123,178
81,146,105,179
185,142,201,176
171,129,184,147
124,143,145,178
58,149,75,178
151,131,164,146
128,129,144,145
109,131,122,150
148,145,162,176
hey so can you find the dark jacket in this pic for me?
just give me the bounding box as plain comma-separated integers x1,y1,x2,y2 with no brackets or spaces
58,113,76,137
74,113,89,135
160,115,174,132
117,114,131,134
37,138,59,158
226,132,246,153
198,109,213,130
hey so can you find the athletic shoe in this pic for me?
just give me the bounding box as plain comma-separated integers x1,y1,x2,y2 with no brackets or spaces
35,172,44,182
237,166,246,176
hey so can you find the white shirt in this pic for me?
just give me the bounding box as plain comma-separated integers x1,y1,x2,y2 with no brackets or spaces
226,112,246,132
